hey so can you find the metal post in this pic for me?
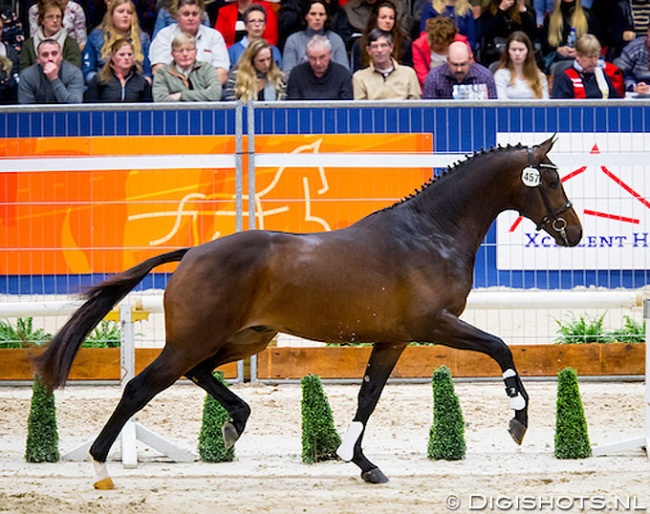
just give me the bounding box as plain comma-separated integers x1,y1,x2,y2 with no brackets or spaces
247,102,258,383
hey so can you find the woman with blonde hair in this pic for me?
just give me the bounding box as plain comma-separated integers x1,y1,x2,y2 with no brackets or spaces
419,0,476,50
540,0,595,74
493,30,548,99
85,38,152,102
82,0,151,83
224,38,286,101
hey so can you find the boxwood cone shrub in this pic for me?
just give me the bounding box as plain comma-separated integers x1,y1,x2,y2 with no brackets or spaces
428,365,466,461
555,367,592,459
197,371,235,462
301,374,341,464
25,375,60,463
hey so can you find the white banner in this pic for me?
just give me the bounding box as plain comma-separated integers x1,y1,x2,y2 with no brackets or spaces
496,133,650,271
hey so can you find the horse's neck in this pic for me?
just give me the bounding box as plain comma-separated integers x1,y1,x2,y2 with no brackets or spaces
409,161,517,251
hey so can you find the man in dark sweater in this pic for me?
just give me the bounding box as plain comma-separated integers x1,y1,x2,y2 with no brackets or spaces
287,34,353,100
18,39,83,104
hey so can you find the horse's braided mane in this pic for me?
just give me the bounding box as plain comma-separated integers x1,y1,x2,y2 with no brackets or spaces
375,142,527,214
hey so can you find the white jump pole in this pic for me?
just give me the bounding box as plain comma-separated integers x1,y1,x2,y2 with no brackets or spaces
592,298,650,458
63,303,195,465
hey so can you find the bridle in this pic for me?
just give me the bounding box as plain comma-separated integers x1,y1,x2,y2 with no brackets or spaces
521,147,573,245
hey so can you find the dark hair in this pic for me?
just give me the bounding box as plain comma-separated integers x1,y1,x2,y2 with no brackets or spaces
243,4,266,22
302,0,331,31
496,31,544,98
36,38,61,53
366,28,392,46
173,0,204,17
358,0,403,67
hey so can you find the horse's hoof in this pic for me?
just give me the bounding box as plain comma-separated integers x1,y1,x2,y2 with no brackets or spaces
222,421,240,450
508,418,527,445
93,477,115,490
361,467,389,484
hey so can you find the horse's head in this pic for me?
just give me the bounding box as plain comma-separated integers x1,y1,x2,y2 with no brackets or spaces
517,136,582,247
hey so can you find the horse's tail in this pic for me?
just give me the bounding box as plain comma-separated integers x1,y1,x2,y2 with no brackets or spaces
32,248,191,391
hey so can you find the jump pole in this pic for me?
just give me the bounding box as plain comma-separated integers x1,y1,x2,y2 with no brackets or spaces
62,304,195,466
592,297,650,458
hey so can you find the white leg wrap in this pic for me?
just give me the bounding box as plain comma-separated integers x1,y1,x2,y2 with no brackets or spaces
509,394,526,411
336,421,363,462
503,369,526,411
502,369,517,379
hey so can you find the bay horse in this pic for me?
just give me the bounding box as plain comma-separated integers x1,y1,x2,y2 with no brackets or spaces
33,136,582,488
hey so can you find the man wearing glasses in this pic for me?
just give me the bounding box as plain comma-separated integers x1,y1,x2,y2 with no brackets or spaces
422,40,497,100
352,28,420,100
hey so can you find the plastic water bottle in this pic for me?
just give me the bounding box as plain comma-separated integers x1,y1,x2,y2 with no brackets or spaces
567,27,577,48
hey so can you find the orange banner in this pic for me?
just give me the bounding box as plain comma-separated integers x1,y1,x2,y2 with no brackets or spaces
0,133,431,275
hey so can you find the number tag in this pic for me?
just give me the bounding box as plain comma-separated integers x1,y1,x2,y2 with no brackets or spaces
521,167,541,187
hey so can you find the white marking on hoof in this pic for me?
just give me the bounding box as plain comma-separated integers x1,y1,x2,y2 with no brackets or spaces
509,393,526,411
502,369,517,379
336,421,363,462
90,456,114,489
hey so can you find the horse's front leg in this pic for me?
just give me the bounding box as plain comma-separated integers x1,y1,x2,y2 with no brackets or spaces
431,311,529,444
337,342,408,484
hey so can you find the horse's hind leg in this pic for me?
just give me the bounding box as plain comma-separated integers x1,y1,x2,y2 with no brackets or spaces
88,347,189,489
337,342,408,484
185,363,251,449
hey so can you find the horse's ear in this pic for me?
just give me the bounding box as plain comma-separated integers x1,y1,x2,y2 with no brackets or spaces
536,134,557,159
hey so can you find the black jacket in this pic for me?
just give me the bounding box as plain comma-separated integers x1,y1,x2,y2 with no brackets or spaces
84,69,152,103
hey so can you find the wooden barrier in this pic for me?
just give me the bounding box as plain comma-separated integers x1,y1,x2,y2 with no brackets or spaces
0,348,238,381
255,343,645,380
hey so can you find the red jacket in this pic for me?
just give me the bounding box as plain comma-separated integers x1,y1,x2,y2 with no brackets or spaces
412,31,469,88
215,0,278,47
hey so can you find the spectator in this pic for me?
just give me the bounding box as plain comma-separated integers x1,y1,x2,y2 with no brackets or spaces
345,0,412,43
1,4,25,53
215,0,278,47
412,16,461,87
602,0,650,60
18,38,84,103
540,0,597,75
352,28,420,99
228,5,282,68
351,0,412,72
551,33,621,98
282,0,348,76
152,0,210,39
85,38,153,101
476,0,536,67
279,0,351,51
0,15,18,103
83,0,151,83
224,38,286,100
422,39,497,98
533,0,553,27
614,25,650,95
152,31,222,100
21,0,81,71
29,0,87,50
149,0,230,83
420,0,476,50
286,33,352,98
493,30,548,98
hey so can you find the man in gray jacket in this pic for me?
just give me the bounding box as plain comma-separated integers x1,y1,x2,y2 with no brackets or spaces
18,39,83,104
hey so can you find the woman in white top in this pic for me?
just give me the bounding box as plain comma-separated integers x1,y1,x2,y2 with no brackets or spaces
493,30,548,99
